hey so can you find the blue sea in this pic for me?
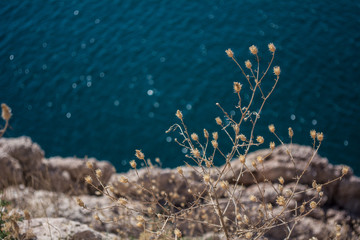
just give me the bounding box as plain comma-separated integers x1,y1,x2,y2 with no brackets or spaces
1,1,359,174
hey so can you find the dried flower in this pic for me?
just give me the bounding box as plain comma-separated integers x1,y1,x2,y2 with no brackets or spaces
84,175,93,184
257,156,264,164
276,195,286,206
191,133,199,141
130,160,137,168
135,150,145,160
245,60,252,69
215,117,222,126
177,166,183,175
300,204,305,214
136,222,143,228
249,45,258,55
147,207,154,214
118,198,128,205
203,174,210,183
233,82,242,93
273,66,281,76
76,198,85,208
136,215,145,222
245,232,253,239
203,129,209,138
278,176,284,185
174,228,182,238
1,103,12,121
94,214,100,221
176,110,183,120
268,43,276,53
267,203,273,211
249,195,257,202
119,176,128,183
268,124,275,133
95,169,102,178
225,48,234,58
191,148,201,158
270,141,275,150
310,201,317,209
86,161,94,169
211,140,218,149
220,180,229,190
239,134,246,141
288,127,294,137
239,155,245,164
212,132,218,140
310,130,317,139
256,136,264,144
342,166,349,175
317,132,324,142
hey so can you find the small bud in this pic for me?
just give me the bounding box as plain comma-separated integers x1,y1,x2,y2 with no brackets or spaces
276,195,286,206
130,160,137,168
316,132,324,142
310,201,317,209
174,228,182,238
85,175,93,184
135,150,145,160
342,166,349,175
155,157,161,163
273,66,281,76
220,180,229,190
203,129,209,138
312,180,317,189
278,176,284,185
300,204,305,214
239,155,245,164
233,82,242,93
249,195,257,202
1,103,12,121
267,203,273,211
268,43,276,53
245,60,252,69
225,48,234,58
191,133,199,141
215,117,222,126
176,110,183,120
211,140,218,149
249,45,258,55
203,174,210,183
310,130,317,139
268,124,275,133
288,127,294,138
177,166,183,175
270,141,275,150
257,156,264,164
239,134,246,141
251,160,257,168
86,161,94,169
212,132,218,140
256,136,264,144
316,185,322,193
95,169,102,178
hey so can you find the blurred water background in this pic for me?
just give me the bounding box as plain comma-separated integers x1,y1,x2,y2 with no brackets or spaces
1,0,359,174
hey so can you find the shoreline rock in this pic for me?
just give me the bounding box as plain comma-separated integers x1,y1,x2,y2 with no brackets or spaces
1,136,359,239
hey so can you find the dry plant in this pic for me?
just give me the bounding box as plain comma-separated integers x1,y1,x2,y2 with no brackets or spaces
79,44,349,239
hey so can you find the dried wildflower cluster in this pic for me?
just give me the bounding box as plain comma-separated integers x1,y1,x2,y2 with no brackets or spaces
79,44,348,239
0,103,11,138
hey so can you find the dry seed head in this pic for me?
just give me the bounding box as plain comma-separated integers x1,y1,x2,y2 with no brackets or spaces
316,185,322,192
249,45,258,55
236,213,242,220
310,201,317,209
342,166,349,175
251,160,257,168
135,149,145,160
86,161,94,169
270,141,275,150
245,60,252,69
203,129,209,138
317,132,324,142
279,184,284,192
119,176,128,183
319,191,324,197
245,232,253,239
310,130,317,139
147,207,154,214
95,169,102,178
225,48,234,58
212,132,218,140
233,124,239,134
215,117,222,126
191,133,199,141
136,215,145,222
268,124,275,133
220,180,229,190
273,66,281,76
211,140,218,149
118,198,128,205
288,127,294,137
256,136,264,144
278,176,284,185
136,222,143,228
177,166,183,175
233,82,242,93
205,160,211,168
267,203,273,211
155,157,160,163
174,228,182,238
257,155,264,164
175,110,183,120
312,180,317,189
1,103,12,121
130,160,137,168
191,148,201,158
239,134,246,141
300,204,305,214
76,198,85,208
268,43,276,53
84,175,93,184
276,195,286,206
203,174,210,183
243,214,249,224
249,195,257,202
239,155,246,164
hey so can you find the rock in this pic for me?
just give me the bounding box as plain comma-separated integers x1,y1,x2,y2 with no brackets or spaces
0,152,23,188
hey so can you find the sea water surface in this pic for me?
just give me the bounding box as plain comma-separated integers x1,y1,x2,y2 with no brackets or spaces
1,1,360,174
